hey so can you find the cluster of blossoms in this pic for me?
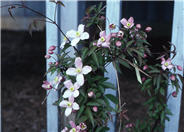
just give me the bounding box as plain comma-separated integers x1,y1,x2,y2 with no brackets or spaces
61,121,87,132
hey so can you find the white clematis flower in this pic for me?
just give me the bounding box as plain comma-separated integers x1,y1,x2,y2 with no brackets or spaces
52,75,63,90
66,57,92,86
63,80,80,98
59,97,79,117
66,24,89,46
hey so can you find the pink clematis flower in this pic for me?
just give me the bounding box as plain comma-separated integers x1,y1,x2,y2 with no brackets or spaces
69,121,81,132
79,122,87,131
97,31,111,48
143,65,148,70
116,41,122,47
161,58,173,70
117,30,124,38
42,80,53,90
136,24,141,29
109,23,116,30
120,17,134,29
145,27,152,32
63,80,80,98
66,57,92,86
88,91,94,98
61,127,68,132
59,97,79,117
52,75,63,90
93,106,98,112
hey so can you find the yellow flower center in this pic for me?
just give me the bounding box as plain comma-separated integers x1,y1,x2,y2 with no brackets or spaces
70,87,75,91
54,77,58,83
72,128,76,132
127,22,131,27
100,37,105,42
164,62,169,67
64,37,67,41
76,31,80,37
76,68,81,73
67,102,72,107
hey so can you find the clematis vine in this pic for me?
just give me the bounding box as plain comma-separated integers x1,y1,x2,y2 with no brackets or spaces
66,24,89,46
66,57,92,86
161,58,173,70
69,121,81,132
97,31,111,48
63,80,80,98
52,75,63,90
59,97,79,116
120,17,134,29
42,80,53,90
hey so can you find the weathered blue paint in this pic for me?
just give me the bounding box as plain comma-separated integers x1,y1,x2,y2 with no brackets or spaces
46,1,59,132
164,1,184,132
105,0,121,131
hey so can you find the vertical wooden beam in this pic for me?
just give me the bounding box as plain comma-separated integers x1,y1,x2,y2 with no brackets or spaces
46,1,59,132
164,1,184,132
105,0,121,131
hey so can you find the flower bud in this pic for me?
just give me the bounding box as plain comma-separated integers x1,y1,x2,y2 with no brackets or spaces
143,65,148,70
142,77,146,82
93,42,97,46
172,91,177,97
88,91,94,98
143,54,147,58
170,75,176,81
55,61,59,66
49,45,56,51
48,62,53,65
145,27,152,32
116,41,122,47
117,31,124,38
125,123,133,128
136,24,141,29
92,106,98,112
177,65,182,71
48,50,54,54
45,54,51,59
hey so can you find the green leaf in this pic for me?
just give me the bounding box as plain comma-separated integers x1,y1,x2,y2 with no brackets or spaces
135,65,142,84
85,107,94,127
92,52,99,67
81,47,89,59
118,59,131,69
126,40,134,47
87,102,101,106
76,105,85,119
101,82,116,90
105,94,118,104
88,46,97,56
78,116,88,123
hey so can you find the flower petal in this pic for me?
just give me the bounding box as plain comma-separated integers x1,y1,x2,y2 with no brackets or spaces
100,31,106,38
59,100,68,107
82,66,92,75
73,90,79,98
65,107,72,116
64,80,73,88
120,18,127,26
106,35,111,42
168,64,173,69
66,30,76,38
66,68,77,76
60,41,66,49
74,82,80,90
162,65,167,70
128,17,134,23
75,57,83,69
76,74,84,86
80,32,89,40
71,38,80,46
78,24,84,33
63,90,72,98
69,121,76,128
72,102,79,110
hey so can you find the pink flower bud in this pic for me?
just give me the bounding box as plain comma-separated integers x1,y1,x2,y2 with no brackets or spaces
125,123,133,128
45,54,51,59
143,54,147,58
142,77,146,82
116,41,122,47
111,33,117,37
100,16,105,20
170,75,176,81
48,50,54,54
88,91,94,98
48,62,53,65
136,24,141,29
117,31,124,38
92,106,98,112
143,65,148,70
145,27,152,32
172,91,177,97
177,65,182,71
49,45,56,51
93,42,97,46
55,61,59,66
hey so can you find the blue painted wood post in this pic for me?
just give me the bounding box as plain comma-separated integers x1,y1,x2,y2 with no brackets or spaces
46,1,59,132
105,0,121,131
164,1,184,132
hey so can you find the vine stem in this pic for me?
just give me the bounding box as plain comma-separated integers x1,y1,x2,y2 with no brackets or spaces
112,61,122,132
